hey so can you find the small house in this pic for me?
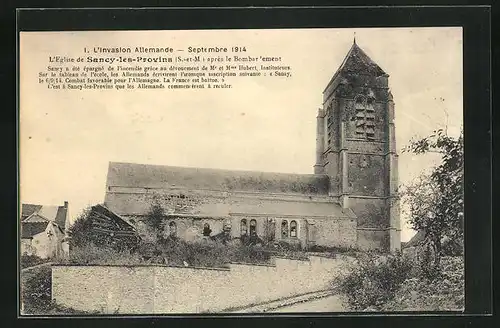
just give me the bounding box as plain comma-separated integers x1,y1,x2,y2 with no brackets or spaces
20,201,70,259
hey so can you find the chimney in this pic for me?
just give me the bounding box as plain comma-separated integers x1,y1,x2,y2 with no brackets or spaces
64,201,68,208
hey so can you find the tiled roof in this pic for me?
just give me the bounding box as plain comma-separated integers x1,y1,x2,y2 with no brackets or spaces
53,206,68,228
21,221,48,239
21,204,42,220
339,43,387,77
21,203,68,229
106,162,330,195
23,213,49,223
324,42,387,93
91,204,137,231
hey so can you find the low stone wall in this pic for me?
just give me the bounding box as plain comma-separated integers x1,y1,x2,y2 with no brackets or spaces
52,255,349,314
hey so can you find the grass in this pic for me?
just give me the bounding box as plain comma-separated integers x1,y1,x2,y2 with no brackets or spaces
20,264,95,315
20,254,52,269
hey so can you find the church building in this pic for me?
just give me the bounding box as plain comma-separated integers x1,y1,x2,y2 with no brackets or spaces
103,41,401,252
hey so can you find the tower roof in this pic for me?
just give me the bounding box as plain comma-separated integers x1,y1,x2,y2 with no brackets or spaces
324,41,387,93
339,42,387,76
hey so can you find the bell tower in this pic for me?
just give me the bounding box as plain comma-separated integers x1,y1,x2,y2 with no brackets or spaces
314,40,401,252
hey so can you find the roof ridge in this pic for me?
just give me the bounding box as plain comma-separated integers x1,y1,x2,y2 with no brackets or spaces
23,212,50,223
108,161,327,177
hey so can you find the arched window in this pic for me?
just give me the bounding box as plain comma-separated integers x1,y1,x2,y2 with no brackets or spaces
169,221,177,237
249,219,257,236
223,219,232,233
281,220,289,238
203,223,212,237
290,220,298,238
240,219,248,236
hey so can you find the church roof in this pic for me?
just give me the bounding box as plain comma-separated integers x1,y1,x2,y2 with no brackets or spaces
106,162,330,195
324,41,387,93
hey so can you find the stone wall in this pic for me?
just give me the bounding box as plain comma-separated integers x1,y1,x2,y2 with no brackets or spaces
52,255,350,314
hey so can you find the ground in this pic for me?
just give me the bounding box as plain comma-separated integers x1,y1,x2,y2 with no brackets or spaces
270,295,345,312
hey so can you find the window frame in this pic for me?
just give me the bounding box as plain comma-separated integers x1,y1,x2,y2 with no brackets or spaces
203,223,211,237
240,219,248,236
169,221,177,237
354,95,376,140
290,220,298,238
249,219,257,236
281,220,289,238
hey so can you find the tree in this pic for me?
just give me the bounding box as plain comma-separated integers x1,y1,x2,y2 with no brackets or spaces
67,207,94,249
402,128,464,266
143,202,166,240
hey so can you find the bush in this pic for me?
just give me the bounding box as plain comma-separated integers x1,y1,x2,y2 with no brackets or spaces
21,265,97,315
382,256,464,311
335,251,413,311
139,237,272,267
20,254,50,269
308,244,360,257
63,243,145,266
21,266,52,314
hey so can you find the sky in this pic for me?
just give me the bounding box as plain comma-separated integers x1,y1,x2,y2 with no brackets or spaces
20,27,463,242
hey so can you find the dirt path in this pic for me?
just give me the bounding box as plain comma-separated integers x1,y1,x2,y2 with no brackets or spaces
269,294,345,312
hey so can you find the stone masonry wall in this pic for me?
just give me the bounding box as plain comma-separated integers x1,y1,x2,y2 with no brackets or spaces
52,255,350,314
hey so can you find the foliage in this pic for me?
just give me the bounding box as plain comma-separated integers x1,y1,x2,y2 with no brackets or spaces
20,254,51,269
335,251,413,311
21,265,97,315
62,243,145,266
144,201,165,236
138,237,271,267
382,256,464,311
67,206,140,251
21,266,52,314
67,207,94,249
335,250,464,312
307,244,360,257
402,128,464,265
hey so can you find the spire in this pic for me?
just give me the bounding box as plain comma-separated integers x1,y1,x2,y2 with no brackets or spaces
337,41,386,77
353,32,356,44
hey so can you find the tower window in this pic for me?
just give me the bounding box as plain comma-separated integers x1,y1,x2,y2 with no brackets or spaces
354,95,376,140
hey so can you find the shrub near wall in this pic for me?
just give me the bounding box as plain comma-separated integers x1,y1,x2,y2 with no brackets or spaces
382,256,464,311
21,265,92,315
20,254,50,269
139,238,271,267
334,251,413,311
